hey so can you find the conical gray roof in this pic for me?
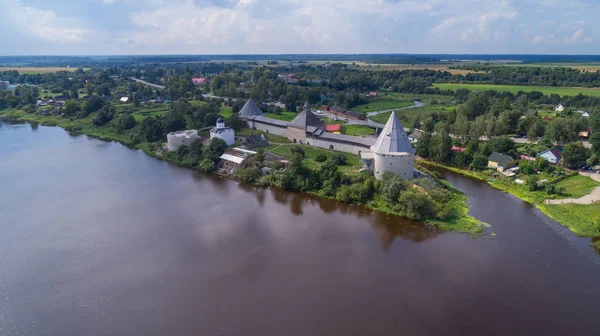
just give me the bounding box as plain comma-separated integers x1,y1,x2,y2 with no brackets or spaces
288,102,325,130
370,111,415,154
238,98,264,117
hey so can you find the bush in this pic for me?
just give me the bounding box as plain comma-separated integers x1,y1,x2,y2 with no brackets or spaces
290,146,305,157
331,153,347,165
315,154,327,162
239,167,262,184
198,159,216,173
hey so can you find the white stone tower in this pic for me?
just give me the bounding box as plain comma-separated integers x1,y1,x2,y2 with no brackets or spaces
370,111,415,180
210,117,235,146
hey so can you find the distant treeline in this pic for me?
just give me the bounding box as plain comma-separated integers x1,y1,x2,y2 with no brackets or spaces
6,54,600,68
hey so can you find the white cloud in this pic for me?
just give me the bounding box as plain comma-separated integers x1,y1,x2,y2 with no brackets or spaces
1,0,87,44
1,0,600,54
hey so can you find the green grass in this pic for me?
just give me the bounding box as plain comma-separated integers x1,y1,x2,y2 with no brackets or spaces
343,124,376,136
368,104,455,124
219,106,233,118
237,128,290,143
270,144,360,172
540,203,600,237
352,99,413,113
131,108,169,122
322,117,347,125
264,111,298,122
433,83,600,97
555,175,600,198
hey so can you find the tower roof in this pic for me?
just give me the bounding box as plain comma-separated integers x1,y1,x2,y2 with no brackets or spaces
217,116,224,123
370,111,414,154
238,98,264,117
288,101,325,130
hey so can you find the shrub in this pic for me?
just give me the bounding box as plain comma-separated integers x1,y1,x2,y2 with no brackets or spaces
239,167,262,184
315,154,327,162
198,159,216,173
331,153,347,165
290,146,305,157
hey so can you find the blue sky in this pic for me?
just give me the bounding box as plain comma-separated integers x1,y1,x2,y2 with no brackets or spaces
1,0,599,55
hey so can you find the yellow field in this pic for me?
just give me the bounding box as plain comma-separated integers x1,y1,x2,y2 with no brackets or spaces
0,67,85,73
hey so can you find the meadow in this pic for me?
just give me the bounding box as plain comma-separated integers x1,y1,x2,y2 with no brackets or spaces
433,83,600,97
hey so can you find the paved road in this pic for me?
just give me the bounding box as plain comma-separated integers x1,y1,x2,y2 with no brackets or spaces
365,100,424,117
130,77,165,89
509,137,592,149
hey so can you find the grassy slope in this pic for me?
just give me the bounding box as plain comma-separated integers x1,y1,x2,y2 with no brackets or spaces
369,104,454,124
270,144,360,172
343,124,376,136
433,83,600,97
264,111,297,122
352,99,413,113
555,175,600,198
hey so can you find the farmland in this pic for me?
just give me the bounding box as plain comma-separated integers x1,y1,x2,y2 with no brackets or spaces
0,67,85,73
352,99,413,113
433,83,600,97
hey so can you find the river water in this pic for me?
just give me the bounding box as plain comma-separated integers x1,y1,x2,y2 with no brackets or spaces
1,120,599,336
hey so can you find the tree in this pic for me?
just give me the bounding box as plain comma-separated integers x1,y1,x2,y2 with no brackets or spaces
203,138,228,162
397,188,437,221
533,157,548,171
119,114,136,130
239,168,262,184
380,172,409,202
198,159,216,173
331,153,347,165
429,130,452,163
526,175,540,192
470,154,488,171
519,160,535,175
62,100,80,116
254,148,265,163
545,118,577,145
315,154,327,162
84,95,105,115
290,146,305,157
416,133,431,158
562,142,590,168
590,132,600,155
190,138,204,157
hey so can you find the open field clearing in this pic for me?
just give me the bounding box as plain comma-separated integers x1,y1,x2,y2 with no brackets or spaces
433,83,600,97
0,67,86,73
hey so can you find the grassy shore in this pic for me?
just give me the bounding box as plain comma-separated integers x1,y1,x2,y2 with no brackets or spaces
419,161,600,246
1,109,486,236
433,83,600,97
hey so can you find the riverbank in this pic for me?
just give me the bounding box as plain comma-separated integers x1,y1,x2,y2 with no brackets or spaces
0,110,486,236
419,161,600,249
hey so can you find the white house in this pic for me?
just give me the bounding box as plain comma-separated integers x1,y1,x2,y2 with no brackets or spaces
210,117,235,146
555,104,565,112
575,110,590,117
538,148,562,164
370,111,415,180
119,97,130,103
167,130,201,151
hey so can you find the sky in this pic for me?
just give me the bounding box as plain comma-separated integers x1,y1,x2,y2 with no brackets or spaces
1,0,599,55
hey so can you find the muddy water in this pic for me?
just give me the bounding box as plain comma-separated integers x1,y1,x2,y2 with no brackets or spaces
1,120,599,336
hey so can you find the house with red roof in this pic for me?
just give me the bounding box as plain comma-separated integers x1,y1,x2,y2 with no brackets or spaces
326,124,342,134
451,146,467,153
192,78,206,85
368,92,378,97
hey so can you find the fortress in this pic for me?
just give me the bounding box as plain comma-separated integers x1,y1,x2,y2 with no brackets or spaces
238,99,415,179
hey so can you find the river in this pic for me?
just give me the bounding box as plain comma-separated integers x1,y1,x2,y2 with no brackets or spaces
1,120,599,336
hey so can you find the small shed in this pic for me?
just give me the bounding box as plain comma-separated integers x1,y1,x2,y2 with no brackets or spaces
326,124,342,134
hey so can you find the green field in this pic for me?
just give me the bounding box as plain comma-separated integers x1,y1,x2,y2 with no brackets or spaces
270,144,360,172
555,175,600,198
264,111,298,122
352,99,413,113
131,107,169,121
343,124,376,136
369,104,454,124
433,83,600,97
237,128,290,143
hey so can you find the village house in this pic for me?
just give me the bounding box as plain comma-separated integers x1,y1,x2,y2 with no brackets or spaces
218,148,256,176
451,146,467,153
192,78,206,85
368,92,379,97
555,104,566,112
329,105,365,120
242,134,269,149
579,128,592,138
325,124,342,134
538,148,562,164
487,152,516,172
119,97,130,103
575,110,590,117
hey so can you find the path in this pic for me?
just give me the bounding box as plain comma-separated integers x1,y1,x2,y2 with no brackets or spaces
545,187,600,205
130,77,165,89
365,100,424,117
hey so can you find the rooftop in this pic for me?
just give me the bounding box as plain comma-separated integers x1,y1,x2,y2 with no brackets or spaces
370,111,414,155
238,98,265,117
